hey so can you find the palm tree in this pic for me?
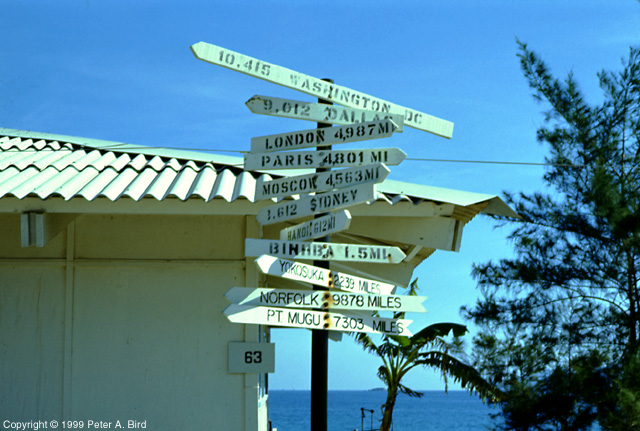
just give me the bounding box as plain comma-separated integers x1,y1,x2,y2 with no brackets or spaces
354,280,503,431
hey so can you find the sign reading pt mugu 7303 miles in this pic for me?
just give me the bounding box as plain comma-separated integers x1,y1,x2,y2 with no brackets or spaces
223,304,413,336
190,42,453,138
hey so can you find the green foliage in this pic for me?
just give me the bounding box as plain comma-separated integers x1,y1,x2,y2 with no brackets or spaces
464,40,640,430
355,279,502,431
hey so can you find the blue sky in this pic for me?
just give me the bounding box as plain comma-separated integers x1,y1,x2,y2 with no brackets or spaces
2,1,639,391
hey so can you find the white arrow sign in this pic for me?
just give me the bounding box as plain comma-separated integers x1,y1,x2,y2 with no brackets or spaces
280,211,352,242
246,239,406,263
246,96,404,132
223,304,413,336
191,42,453,138
255,255,397,295
256,164,389,200
244,148,406,170
225,287,426,313
257,184,375,225
251,119,398,153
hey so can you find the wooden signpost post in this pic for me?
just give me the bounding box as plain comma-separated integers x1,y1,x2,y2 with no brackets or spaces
191,41,452,431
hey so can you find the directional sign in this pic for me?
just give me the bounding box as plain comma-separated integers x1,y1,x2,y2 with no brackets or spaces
225,287,426,313
245,239,406,263
244,148,406,170
246,96,404,132
191,42,453,138
254,255,396,295
257,184,375,226
256,164,389,200
279,211,351,242
223,304,413,336
251,119,398,153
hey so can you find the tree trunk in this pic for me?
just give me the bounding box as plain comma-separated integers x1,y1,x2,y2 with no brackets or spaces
380,388,397,431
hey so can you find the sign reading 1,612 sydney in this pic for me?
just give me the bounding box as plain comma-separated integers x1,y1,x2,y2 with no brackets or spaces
191,42,453,138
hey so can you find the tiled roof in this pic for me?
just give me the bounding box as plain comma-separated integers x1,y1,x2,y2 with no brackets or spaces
0,128,517,218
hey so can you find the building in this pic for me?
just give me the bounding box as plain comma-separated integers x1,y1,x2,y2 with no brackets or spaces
0,128,516,430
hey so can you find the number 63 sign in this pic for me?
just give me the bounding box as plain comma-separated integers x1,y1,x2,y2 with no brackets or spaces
228,342,275,374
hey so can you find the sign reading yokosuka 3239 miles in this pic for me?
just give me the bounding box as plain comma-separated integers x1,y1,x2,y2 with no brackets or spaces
191,42,453,138
223,304,413,336
254,255,397,295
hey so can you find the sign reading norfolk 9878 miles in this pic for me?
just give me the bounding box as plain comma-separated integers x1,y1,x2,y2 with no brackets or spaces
191,41,448,337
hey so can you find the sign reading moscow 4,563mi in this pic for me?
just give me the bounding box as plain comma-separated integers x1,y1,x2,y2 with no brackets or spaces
245,239,405,263
256,164,389,200
256,184,374,225
223,304,413,336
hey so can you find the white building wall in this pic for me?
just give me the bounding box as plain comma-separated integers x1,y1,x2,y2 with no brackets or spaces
0,213,267,431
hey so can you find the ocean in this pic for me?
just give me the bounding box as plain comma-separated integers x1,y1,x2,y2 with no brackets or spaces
268,390,500,431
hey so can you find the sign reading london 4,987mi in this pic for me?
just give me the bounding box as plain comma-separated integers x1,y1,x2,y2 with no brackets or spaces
191,42,453,138
223,304,413,336
251,119,398,153
245,239,405,263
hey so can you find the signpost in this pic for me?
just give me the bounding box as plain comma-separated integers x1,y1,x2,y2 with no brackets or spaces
246,96,404,132
245,239,406,263
225,287,427,313
223,304,413,336
279,211,352,242
191,42,453,137
244,147,406,170
251,119,398,153
256,183,375,225
254,255,397,295
255,164,389,200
